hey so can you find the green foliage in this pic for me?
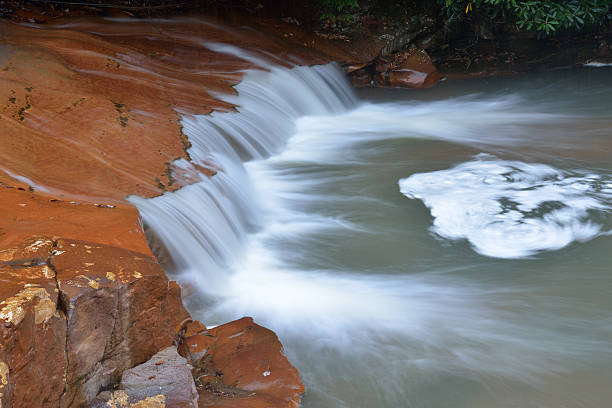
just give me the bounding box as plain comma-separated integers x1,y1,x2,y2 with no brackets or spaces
440,0,611,35
320,0,360,21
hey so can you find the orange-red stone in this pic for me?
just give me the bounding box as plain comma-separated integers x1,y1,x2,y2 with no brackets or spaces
180,317,304,408
1,12,317,408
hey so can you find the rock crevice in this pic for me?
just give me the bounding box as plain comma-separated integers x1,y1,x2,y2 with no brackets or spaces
0,237,190,408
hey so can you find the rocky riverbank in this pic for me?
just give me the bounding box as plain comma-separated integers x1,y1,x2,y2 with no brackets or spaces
0,14,329,407
1,3,610,407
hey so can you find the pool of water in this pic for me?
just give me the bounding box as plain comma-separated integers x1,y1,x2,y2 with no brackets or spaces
133,65,612,408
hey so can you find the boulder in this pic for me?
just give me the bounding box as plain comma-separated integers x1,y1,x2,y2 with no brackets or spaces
53,239,190,407
93,347,198,408
178,317,304,408
0,236,190,408
387,48,443,88
0,238,66,408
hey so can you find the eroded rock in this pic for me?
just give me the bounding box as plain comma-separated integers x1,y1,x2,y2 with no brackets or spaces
53,239,190,407
0,241,66,408
105,347,197,408
178,317,304,408
385,49,443,88
0,236,190,408
0,13,312,408
0,182,151,255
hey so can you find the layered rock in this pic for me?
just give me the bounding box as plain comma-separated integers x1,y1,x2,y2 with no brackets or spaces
0,15,331,202
0,174,150,252
0,234,189,407
0,12,315,408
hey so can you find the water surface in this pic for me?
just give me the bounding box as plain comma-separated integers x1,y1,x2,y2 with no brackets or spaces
132,65,612,408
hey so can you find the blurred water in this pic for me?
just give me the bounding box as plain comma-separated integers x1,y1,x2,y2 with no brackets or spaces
131,63,612,408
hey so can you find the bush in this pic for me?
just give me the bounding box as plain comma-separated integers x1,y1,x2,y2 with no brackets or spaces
439,0,611,35
320,0,360,21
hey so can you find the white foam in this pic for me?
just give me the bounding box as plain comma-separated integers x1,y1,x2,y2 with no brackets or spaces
584,61,612,67
128,55,612,407
399,154,611,258
265,95,571,165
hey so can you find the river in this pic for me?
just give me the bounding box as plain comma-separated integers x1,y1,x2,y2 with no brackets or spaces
130,57,612,408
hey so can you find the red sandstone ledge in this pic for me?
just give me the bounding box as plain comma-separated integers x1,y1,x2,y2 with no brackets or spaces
0,13,322,408
0,9,443,406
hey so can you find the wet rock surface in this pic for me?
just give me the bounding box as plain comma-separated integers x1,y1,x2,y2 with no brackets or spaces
54,239,191,407
0,170,193,406
374,48,443,89
0,174,150,253
0,15,329,201
0,12,312,408
178,317,304,408
0,239,66,408
93,347,198,408
0,236,190,408
89,317,304,408
120,347,197,408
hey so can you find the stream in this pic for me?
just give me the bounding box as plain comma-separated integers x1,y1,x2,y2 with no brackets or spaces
130,57,612,408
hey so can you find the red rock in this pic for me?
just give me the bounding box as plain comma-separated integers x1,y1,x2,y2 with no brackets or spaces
0,236,190,408
0,179,153,254
0,14,313,408
52,238,190,407
103,347,199,408
0,16,335,202
350,69,372,87
387,49,443,88
182,320,208,338
375,57,393,74
0,248,66,408
179,317,304,408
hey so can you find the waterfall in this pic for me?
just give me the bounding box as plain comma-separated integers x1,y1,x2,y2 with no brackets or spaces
129,57,612,407
128,62,357,301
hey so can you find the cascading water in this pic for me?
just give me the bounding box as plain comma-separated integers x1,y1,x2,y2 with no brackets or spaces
129,61,357,301
130,56,612,408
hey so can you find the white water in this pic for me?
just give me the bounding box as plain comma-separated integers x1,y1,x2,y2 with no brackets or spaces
129,58,612,407
130,62,356,297
584,61,612,67
1,167,53,193
399,154,612,258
